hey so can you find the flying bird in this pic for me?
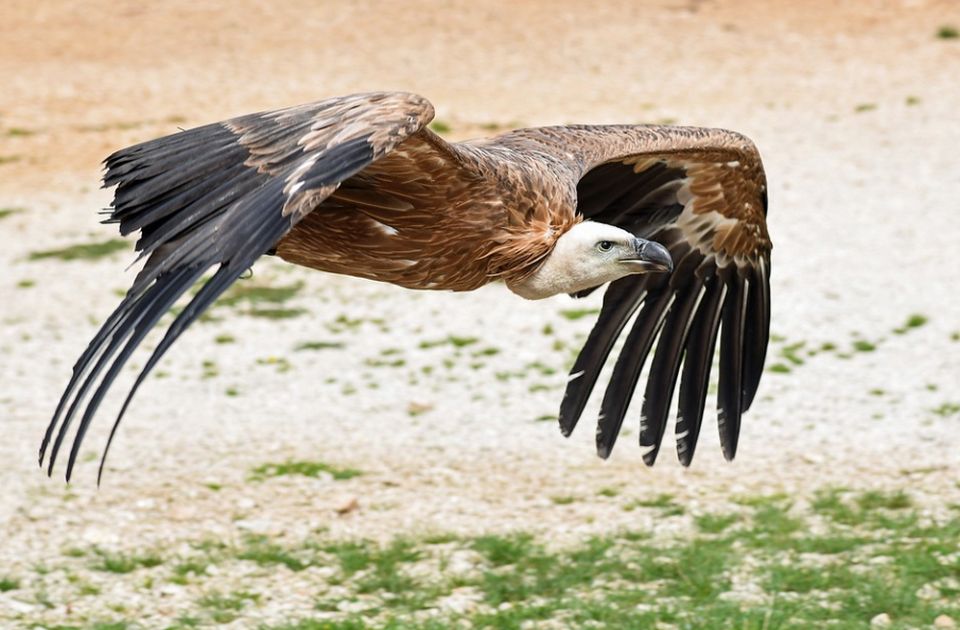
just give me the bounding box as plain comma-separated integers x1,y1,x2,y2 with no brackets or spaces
40,92,771,481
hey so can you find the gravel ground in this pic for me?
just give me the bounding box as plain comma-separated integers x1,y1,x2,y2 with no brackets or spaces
1,0,959,626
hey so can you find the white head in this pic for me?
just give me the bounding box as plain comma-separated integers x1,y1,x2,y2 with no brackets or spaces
506,221,673,300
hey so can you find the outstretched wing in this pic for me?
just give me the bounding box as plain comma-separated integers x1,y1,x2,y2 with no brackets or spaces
40,92,435,481
503,125,771,465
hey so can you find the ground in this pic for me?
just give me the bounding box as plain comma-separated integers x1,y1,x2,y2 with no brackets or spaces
1,1,959,628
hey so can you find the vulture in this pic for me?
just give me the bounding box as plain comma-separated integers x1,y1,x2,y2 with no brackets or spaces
39,92,771,482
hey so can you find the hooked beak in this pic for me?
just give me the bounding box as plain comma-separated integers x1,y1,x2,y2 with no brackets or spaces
621,238,674,273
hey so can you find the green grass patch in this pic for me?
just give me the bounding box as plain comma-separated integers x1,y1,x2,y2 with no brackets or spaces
472,533,537,567
428,120,452,134
559,307,600,321
857,489,912,511
625,493,685,516
296,340,345,351
937,25,959,39
197,590,259,624
24,487,960,629
695,512,739,534
894,313,929,334
812,488,917,530
419,335,478,349
237,535,310,571
170,558,211,584
90,548,163,574
246,307,308,319
852,339,877,352
0,575,20,591
29,238,128,262
218,280,303,307
0,207,25,220
779,340,806,365
932,402,960,417
904,313,928,328
765,562,857,594
319,538,429,608
249,459,362,481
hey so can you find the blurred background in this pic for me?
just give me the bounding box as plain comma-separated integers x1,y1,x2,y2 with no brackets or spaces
1,1,959,628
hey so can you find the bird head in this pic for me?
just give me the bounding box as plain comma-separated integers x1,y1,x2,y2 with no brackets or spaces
506,221,673,300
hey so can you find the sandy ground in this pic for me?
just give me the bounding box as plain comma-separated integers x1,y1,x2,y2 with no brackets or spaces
1,0,959,625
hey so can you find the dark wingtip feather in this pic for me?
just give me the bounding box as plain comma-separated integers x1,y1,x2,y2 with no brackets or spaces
595,287,673,458
44,93,435,480
741,257,771,412
717,271,747,461
637,281,703,466
675,276,724,466
42,266,205,480
558,278,649,437
92,264,247,484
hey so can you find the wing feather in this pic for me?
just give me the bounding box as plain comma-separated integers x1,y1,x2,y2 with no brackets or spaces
40,92,435,480
595,286,674,458
717,268,748,460
675,274,725,465
558,278,649,437
638,280,704,465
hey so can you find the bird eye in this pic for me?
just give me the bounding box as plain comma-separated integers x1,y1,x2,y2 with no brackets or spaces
597,240,614,252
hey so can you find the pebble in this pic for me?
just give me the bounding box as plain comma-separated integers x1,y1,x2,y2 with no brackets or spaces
934,615,957,629
335,496,359,514
870,613,891,627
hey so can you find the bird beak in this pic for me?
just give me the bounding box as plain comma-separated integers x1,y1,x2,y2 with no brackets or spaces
621,238,674,273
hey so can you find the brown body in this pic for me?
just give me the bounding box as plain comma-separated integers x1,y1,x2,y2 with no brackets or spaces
276,123,768,292
277,133,581,291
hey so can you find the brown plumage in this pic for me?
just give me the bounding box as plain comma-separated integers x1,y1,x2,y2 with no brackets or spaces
40,92,771,481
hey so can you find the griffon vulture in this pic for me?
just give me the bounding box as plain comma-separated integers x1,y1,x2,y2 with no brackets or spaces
39,92,771,481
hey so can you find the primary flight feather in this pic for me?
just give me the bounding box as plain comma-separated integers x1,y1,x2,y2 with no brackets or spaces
40,92,771,481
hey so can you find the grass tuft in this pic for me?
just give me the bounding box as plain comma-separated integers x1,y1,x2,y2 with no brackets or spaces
559,307,600,321
852,339,877,352
237,536,309,571
29,238,128,262
90,548,163,574
625,493,685,516
428,120,452,134
249,459,362,481
197,590,259,623
937,25,959,39
695,512,739,534
0,576,20,592
0,207,26,220
295,340,345,351
218,280,303,308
